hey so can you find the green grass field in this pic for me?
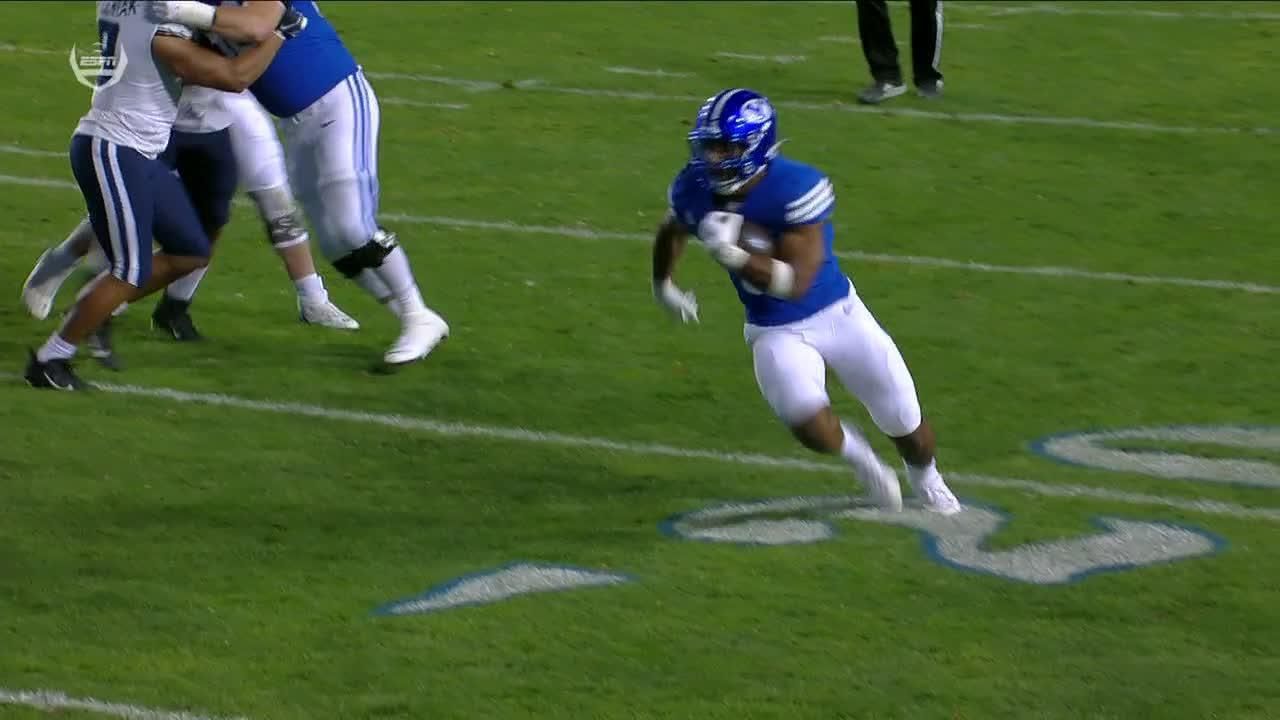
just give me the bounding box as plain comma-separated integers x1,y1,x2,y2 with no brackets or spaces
2,1,1279,718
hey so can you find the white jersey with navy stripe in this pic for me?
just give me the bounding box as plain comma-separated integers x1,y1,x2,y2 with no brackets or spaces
73,2,194,158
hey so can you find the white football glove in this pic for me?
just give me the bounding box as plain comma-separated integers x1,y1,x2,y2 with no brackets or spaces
653,278,699,324
696,211,750,270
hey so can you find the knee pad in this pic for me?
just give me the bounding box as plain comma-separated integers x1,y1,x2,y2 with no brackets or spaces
331,227,399,278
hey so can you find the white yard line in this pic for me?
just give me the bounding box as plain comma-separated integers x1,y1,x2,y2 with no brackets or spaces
0,143,64,157
604,66,694,78
949,2,1280,21
381,96,469,110
0,688,248,720
2,376,1274,524
714,52,807,64
363,71,1277,136
1,171,1276,296
1,43,1271,135
800,1,1280,20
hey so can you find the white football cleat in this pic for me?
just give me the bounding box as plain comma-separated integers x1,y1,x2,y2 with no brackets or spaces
299,298,360,330
914,482,962,516
858,459,904,512
22,249,76,321
384,308,449,365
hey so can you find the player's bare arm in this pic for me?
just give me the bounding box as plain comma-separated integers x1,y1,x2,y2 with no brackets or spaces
152,29,283,93
738,222,824,300
146,1,301,44
652,213,699,324
652,212,689,284
208,1,288,43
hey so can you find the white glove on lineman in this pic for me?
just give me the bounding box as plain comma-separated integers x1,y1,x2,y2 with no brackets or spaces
653,278,699,324
697,211,750,271
145,1,217,30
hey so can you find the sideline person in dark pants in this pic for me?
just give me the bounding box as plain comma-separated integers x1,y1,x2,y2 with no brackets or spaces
855,0,944,104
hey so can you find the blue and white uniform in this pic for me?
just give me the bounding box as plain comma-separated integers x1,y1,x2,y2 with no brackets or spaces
668,157,923,437
204,1,380,262
200,0,446,364
69,1,209,287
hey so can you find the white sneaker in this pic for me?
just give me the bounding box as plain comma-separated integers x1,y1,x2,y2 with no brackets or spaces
384,308,449,365
299,298,360,330
915,482,962,516
858,459,904,512
22,249,76,320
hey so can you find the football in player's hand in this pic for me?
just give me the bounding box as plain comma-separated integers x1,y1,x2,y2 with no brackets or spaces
739,220,776,256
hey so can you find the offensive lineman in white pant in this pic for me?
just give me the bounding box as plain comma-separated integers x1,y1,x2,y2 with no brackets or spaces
21,85,360,346
150,0,449,366
653,88,960,514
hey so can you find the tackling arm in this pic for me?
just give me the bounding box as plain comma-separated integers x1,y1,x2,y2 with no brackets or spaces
146,1,294,44
208,1,288,43
152,29,284,93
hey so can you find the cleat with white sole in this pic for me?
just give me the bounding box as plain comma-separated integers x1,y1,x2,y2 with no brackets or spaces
21,248,76,321
916,483,962,516
858,459,904,512
299,298,360,330
384,308,449,366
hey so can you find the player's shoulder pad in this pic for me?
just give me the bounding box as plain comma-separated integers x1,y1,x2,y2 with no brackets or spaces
773,158,835,227
155,22,197,41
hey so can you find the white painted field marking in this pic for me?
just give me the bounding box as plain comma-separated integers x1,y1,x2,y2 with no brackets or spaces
0,44,1269,135
0,42,61,55
381,96,469,111
604,66,693,78
362,71,1277,136
715,52,807,64
950,2,1280,21
0,143,63,157
2,170,1277,296
3,376,1271,524
0,687,248,720
819,35,859,44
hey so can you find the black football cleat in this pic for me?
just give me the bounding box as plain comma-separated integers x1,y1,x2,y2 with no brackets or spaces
23,349,87,391
152,295,202,341
87,317,123,371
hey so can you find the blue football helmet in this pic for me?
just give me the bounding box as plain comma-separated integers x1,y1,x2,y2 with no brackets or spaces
687,88,781,195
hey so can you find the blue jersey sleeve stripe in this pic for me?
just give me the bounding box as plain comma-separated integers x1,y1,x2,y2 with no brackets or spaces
785,185,835,224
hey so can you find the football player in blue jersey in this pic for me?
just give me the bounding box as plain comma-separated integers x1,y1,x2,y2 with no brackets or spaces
151,0,449,367
653,88,960,514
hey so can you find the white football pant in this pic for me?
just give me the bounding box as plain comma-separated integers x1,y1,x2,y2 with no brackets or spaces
746,283,923,437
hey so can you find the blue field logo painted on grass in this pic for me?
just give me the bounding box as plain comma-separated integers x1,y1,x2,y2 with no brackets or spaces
375,562,632,616
662,496,1225,585
1030,425,1280,489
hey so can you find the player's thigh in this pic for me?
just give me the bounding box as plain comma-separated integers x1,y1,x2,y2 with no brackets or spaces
68,134,155,287
226,93,290,193
151,163,210,260
750,329,831,427
821,298,922,437
174,129,238,234
309,74,379,235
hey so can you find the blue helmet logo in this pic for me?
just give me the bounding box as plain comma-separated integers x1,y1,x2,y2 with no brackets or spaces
687,88,780,195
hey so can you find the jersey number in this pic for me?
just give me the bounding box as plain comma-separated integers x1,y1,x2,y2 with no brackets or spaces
96,19,121,88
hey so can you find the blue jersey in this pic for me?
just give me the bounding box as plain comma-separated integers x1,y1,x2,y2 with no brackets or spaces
668,156,849,327
204,1,357,117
